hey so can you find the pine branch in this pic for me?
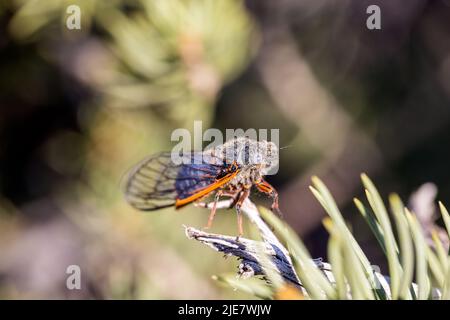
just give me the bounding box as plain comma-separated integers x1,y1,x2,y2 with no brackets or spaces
185,198,443,300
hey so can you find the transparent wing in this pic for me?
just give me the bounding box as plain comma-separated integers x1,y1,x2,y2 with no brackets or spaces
123,152,230,211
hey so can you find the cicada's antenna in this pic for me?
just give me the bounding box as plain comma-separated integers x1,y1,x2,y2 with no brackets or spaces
279,145,292,151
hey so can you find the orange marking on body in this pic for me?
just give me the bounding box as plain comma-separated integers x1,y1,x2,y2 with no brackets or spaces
175,170,239,208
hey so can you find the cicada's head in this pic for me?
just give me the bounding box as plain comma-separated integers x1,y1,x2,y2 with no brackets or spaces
253,139,279,176
217,137,279,176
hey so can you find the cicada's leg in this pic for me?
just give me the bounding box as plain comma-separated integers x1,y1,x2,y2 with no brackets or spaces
204,190,223,230
235,188,251,240
194,190,239,209
221,190,241,208
256,179,282,217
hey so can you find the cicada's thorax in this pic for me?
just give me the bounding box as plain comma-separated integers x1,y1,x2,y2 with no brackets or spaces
225,164,263,191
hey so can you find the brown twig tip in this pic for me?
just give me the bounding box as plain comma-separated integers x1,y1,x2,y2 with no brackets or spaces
184,225,197,240
183,225,260,251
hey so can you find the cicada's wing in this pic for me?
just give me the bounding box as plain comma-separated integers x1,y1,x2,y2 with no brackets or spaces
123,152,180,210
123,152,238,211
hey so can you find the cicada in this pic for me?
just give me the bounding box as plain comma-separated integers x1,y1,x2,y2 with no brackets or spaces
123,137,280,236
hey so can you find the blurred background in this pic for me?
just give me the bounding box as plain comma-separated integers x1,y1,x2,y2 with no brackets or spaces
0,0,450,299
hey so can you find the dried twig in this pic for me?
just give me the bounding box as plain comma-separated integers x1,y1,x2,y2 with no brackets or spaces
186,198,324,289
185,226,304,286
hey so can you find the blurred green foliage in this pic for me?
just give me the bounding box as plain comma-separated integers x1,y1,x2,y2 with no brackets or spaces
9,0,257,125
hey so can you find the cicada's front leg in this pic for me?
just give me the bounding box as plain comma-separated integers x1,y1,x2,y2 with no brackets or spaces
255,179,282,217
